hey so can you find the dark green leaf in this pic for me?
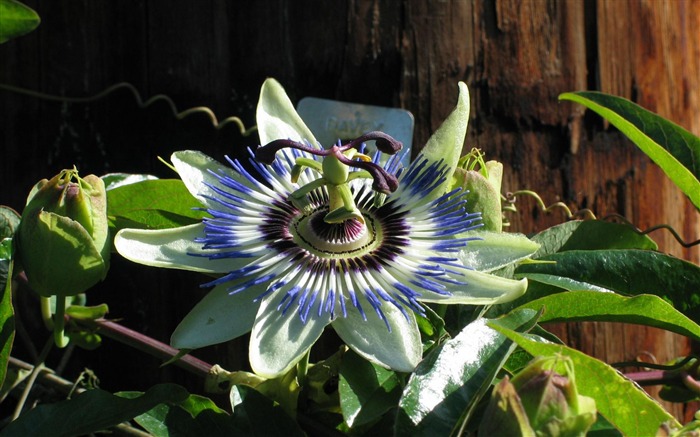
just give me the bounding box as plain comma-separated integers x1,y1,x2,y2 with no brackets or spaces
531,220,657,259
339,350,402,428
515,291,700,341
1,384,189,437
558,220,657,251
395,308,540,436
588,414,624,437
118,392,236,437
0,0,40,44
230,385,305,437
516,249,700,321
560,92,700,210
0,239,14,390
106,179,206,232
490,324,678,435
0,206,20,240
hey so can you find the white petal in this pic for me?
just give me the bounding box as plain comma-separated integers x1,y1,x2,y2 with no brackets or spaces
171,283,262,349
458,231,540,272
115,223,248,273
171,150,237,210
332,305,422,373
256,78,317,145
419,269,528,305
415,81,470,201
249,296,330,378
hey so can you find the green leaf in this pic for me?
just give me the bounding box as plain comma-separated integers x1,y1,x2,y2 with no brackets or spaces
516,249,700,321
0,0,40,44
102,173,158,190
395,308,540,436
118,392,236,437
2,384,189,437
560,92,700,211
106,179,206,232
0,239,15,390
531,220,657,259
229,385,305,436
515,291,700,341
490,324,679,435
0,206,20,240
339,350,402,428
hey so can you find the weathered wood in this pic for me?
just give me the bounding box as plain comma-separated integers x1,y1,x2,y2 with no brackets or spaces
2,0,699,419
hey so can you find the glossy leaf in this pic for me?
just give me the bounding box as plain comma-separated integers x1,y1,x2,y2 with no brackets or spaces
0,239,14,389
0,0,40,44
107,179,206,232
395,309,540,436
516,249,700,321
490,324,679,435
3,383,189,436
339,350,402,428
102,172,158,190
531,220,657,259
515,291,700,341
560,92,700,210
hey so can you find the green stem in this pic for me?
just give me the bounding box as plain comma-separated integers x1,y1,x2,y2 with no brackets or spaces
296,349,311,388
53,297,70,348
40,296,54,331
11,337,53,421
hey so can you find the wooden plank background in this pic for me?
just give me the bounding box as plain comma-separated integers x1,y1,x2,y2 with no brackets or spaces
2,0,699,421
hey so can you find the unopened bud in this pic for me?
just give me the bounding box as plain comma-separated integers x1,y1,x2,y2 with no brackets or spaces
17,168,110,297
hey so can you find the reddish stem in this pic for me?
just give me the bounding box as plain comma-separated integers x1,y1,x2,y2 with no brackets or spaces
80,318,213,378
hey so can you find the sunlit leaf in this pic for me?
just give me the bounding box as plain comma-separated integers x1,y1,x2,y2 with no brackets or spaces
395,309,540,436
339,350,402,428
490,324,679,435
515,291,700,341
516,249,700,321
102,173,158,190
560,92,700,211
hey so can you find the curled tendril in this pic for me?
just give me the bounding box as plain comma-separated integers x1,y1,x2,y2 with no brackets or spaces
502,189,597,223
603,213,700,248
0,82,256,135
503,190,700,249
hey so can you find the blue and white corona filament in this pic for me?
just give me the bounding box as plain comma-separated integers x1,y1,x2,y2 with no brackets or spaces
114,78,528,378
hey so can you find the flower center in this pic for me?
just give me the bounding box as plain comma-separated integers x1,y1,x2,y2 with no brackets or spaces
292,208,379,257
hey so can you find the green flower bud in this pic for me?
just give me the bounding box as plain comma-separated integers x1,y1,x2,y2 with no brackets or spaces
453,150,504,232
480,356,596,436
17,168,110,297
479,376,536,436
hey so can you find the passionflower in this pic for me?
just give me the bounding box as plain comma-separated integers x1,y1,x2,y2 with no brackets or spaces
115,79,528,378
